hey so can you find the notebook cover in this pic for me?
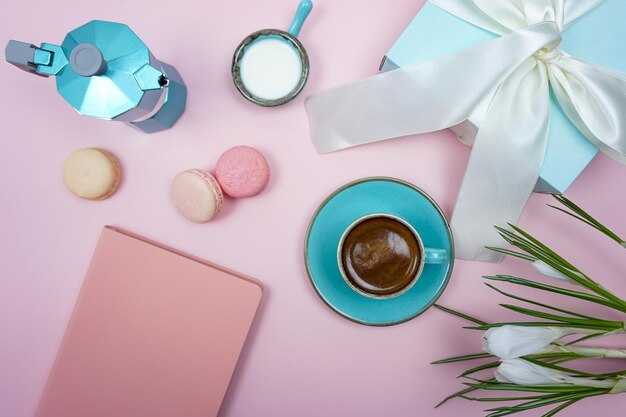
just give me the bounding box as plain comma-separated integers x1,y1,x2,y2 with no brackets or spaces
35,226,263,417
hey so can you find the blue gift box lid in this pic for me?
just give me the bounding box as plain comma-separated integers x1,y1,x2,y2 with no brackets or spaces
381,0,626,194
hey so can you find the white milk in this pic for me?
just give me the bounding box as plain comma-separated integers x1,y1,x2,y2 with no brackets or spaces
239,37,303,101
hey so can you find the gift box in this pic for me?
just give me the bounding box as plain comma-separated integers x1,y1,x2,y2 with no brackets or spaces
380,0,626,194
306,0,626,261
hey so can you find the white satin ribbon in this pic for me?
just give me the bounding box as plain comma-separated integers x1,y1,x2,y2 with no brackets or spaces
305,0,626,262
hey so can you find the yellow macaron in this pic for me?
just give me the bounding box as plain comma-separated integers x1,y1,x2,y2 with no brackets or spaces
63,147,121,200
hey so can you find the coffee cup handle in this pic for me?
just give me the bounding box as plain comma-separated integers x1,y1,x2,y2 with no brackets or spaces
424,248,448,264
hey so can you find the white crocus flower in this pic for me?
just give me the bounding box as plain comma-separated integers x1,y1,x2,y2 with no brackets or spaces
483,326,570,359
496,359,615,388
532,260,580,283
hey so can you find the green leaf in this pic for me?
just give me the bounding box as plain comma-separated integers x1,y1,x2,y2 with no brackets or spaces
507,224,578,271
551,195,625,245
546,357,583,365
431,352,493,365
494,226,557,262
485,283,601,320
434,304,487,326
494,225,594,291
483,275,626,313
463,382,593,393
595,368,626,378
529,352,583,361
501,231,592,291
485,246,537,262
499,224,626,311
467,322,617,331
547,205,599,230
542,399,581,417
523,357,599,378
459,394,554,403
494,227,547,259
486,409,521,417
486,389,605,416
564,332,605,346
498,304,623,330
459,361,500,378
527,256,626,311
462,375,495,384
435,386,478,408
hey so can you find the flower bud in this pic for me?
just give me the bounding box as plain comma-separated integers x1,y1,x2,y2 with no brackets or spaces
532,260,578,283
496,359,615,388
483,325,569,359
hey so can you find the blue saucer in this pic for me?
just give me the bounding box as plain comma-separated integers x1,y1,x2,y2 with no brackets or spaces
304,177,454,326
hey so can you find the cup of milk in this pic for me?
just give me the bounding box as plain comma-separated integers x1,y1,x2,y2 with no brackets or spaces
232,0,313,107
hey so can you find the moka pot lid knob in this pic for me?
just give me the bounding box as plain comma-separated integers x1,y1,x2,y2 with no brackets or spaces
69,43,106,76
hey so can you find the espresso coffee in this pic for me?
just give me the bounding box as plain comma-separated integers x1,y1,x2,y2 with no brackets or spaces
340,216,422,296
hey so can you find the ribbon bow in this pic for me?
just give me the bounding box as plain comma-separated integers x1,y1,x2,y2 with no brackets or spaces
305,0,626,262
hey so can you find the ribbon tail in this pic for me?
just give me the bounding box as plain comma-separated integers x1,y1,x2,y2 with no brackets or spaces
451,58,551,262
549,55,626,164
305,22,561,154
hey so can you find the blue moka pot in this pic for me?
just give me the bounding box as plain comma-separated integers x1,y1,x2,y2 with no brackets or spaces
5,20,186,133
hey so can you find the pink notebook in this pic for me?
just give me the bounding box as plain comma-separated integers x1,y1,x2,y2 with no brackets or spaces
36,226,263,417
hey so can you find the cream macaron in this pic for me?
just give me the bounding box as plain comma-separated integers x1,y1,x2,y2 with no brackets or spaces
63,147,121,200
171,169,224,223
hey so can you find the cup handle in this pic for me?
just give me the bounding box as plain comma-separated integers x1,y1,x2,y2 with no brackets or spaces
287,0,313,37
424,248,448,264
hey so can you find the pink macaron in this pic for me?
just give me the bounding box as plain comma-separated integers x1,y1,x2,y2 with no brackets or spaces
172,169,224,223
215,146,270,198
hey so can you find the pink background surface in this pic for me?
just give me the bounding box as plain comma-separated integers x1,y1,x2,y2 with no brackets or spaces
1,1,625,416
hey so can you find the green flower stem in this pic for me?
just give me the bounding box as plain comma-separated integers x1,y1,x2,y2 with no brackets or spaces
543,344,626,359
610,379,626,394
